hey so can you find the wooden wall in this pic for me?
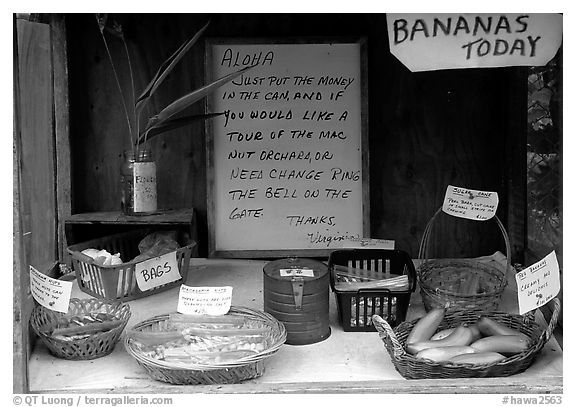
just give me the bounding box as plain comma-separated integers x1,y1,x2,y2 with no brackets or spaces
66,14,527,260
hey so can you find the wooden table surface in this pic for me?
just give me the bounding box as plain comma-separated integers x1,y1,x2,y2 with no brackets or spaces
28,256,563,394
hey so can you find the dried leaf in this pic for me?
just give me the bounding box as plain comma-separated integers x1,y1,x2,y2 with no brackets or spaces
95,13,107,33
135,21,210,114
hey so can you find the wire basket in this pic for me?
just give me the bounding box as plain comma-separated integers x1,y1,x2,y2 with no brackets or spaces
67,229,196,301
30,298,131,360
418,208,510,312
372,297,561,379
328,249,417,332
124,307,287,385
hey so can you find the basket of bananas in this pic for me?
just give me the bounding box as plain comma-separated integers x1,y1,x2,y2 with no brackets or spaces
372,297,561,379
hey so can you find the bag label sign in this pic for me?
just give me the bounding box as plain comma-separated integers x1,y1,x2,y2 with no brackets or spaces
135,251,181,291
29,265,73,313
515,251,561,314
177,285,233,316
442,185,499,221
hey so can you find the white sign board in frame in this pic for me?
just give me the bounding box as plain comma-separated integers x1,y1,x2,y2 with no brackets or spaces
206,37,369,258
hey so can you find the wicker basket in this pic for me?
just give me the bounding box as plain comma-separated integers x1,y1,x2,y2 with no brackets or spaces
372,297,561,379
30,298,131,360
124,306,287,385
418,208,510,311
67,229,196,301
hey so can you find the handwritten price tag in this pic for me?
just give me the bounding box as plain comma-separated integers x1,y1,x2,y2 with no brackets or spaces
345,238,395,249
515,251,561,314
442,185,499,221
177,285,233,316
133,161,157,212
135,251,181,292
29,265,73,313
279,268,315,277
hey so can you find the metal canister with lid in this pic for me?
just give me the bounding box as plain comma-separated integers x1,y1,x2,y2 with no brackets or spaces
263,257,330,345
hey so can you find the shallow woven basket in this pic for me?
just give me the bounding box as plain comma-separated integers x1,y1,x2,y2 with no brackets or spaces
124,306,287,385
418,208,510,311
372,297,561,379
30,298,131,360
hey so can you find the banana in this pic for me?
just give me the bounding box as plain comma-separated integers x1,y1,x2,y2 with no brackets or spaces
470,334,530,354
430,328,455,341
468,323,483,342
415,345,476,362
449,351,506,365
406,306,446,345
406,326,475,354
477,317,529,339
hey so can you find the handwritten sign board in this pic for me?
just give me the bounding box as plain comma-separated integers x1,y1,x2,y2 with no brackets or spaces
442,185,499,221
515,251,561,314
177,285,233,316
206,38,369,258
135,251,181,292
387,13,563,72
29,265,73,313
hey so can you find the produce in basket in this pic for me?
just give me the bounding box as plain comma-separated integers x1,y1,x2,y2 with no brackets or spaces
43,312,124,341
128,313,273,365
405,308,533,362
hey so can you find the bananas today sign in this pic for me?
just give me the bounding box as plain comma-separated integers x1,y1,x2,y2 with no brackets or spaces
386,13,562,72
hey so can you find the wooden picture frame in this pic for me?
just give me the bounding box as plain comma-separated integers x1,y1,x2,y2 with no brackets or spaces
205,37,369,258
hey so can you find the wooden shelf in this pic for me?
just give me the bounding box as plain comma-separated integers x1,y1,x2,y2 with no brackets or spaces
28,257,562,394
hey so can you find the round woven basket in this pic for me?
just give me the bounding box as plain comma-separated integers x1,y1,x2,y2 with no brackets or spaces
30,298,131,360
418,208,510,311
124,306,287,385
372,297,561,379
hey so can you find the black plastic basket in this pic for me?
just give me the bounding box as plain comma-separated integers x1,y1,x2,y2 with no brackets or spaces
328,249,417,332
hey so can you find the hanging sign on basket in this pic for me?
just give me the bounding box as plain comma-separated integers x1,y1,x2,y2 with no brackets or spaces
177,285,233,316
135,251,181,292
29,265,73,313
442,185,499,221
515,251,561,314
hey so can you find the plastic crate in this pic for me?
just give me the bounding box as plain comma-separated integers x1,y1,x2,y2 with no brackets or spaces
328,249,417,332
67,229,197,301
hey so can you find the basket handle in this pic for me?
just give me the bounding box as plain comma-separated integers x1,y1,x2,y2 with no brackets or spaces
535,297,562,348
371,315,406,357
418,207,511,275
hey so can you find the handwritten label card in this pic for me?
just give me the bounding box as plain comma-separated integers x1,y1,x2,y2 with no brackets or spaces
29,265,73,313
515,251,561,314
442,185,499,221
135,251,181,292
279,267,315,277
387,14,563,72
133,162,157,213
177,285,233,316
345,238,395,249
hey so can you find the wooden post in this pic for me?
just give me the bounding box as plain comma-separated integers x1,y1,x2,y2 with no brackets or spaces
50,14,72,264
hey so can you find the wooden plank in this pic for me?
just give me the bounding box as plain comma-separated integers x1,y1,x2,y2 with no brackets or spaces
13,15,29,394
30,377,562,394
50,14,72,265
65,208,195,224
17,19,57,269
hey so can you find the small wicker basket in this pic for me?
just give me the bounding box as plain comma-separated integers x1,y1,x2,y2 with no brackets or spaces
124,307,287,385
30,298,131,360
67,229,196,301
418,208,510,311
372,297,561,379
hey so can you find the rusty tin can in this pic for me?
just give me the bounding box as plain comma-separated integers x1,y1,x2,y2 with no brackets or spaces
263,257,330,345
